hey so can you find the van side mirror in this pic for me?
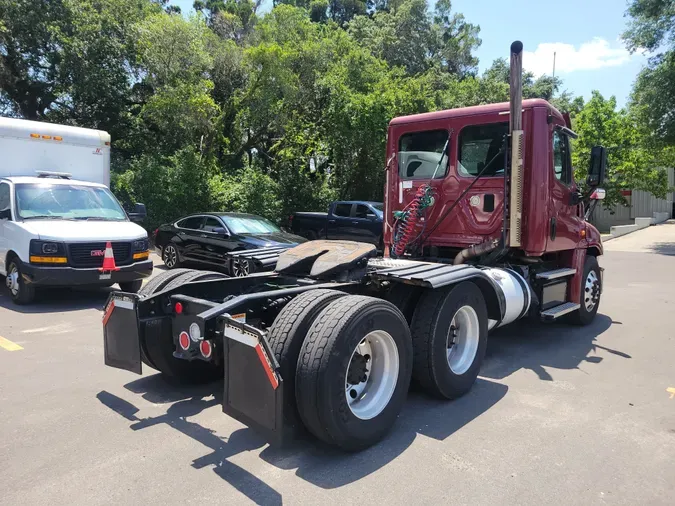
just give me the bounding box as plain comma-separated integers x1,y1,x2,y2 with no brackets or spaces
587,146,607,187
0,208,10,220
128,203,147,223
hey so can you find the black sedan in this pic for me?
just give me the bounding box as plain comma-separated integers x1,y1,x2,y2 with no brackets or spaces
153,212,306,276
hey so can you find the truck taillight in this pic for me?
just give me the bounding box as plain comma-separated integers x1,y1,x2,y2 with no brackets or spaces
200,340,212,359
288,215,293,226
153,228,159,238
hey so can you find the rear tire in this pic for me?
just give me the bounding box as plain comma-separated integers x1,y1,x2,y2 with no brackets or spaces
138,269,228,381
139,268,194,297
410,281,488,399
295,295,412,451
267,289,347,430
118,279,143,293
568,255,601,326
143,318,222,384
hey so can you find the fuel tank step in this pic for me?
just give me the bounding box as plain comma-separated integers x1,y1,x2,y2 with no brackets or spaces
536,268,576,280
540,302,580,321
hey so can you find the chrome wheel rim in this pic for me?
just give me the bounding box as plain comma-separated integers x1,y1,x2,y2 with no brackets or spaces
345,330,399,420
163,245,177,268
232,258,250,277
6,265,19,296
584,270,600,312
447,306,480,375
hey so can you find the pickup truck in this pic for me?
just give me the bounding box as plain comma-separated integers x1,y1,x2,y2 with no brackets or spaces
289,201,383,247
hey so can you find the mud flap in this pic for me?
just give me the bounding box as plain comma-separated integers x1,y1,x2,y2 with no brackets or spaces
220,316,287,446
103,292,142,375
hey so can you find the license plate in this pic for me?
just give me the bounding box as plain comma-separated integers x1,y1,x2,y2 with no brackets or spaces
99,273,112,280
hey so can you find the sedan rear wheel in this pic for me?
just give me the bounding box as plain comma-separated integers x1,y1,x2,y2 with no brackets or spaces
231,257,253,277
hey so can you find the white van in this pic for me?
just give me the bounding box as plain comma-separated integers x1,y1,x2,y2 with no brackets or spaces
0,117,152,304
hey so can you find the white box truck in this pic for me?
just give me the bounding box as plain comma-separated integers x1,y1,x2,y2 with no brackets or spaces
0,117,152,304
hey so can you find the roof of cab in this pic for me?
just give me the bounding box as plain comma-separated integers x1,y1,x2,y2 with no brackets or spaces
389,98,563,126
0,176,106,188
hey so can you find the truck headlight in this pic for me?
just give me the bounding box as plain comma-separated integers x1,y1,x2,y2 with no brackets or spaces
29,240,67,264
132,239,149,251
42,242,59,254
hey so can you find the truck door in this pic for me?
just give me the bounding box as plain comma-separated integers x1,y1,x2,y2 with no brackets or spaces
348,203,380,245
326,203,353,241
547,129,582,251
0,182,10,274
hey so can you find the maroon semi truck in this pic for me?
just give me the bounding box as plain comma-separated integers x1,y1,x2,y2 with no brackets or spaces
102,42,607,452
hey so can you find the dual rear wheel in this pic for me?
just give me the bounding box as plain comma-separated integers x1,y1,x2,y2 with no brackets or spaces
267,281,488,451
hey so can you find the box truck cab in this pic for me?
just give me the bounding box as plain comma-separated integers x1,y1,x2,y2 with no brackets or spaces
0,117,152,304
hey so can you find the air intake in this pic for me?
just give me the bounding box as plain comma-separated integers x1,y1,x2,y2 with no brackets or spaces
509,130,524,247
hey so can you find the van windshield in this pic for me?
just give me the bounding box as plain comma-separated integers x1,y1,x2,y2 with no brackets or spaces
15,183,127,221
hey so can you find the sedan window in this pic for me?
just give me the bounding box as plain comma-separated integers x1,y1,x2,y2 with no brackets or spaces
202,217,223,232
177,216,204,230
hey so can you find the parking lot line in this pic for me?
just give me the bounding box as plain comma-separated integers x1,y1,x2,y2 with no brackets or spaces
0,336,23,351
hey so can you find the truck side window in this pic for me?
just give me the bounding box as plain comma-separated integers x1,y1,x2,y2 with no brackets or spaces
333,203,352,217
458,123,508,177
353,204,371,219
0,183,9,211
553,131,572,185
398,129,448,179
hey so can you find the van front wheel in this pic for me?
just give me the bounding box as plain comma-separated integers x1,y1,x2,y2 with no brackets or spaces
6,260,35,305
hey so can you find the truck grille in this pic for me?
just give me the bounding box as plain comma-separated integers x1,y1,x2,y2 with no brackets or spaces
68,242,132,268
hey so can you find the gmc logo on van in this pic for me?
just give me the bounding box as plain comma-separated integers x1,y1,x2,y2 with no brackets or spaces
91,250,105,257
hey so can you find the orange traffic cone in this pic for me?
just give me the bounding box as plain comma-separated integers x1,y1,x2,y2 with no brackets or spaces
99,242,120,272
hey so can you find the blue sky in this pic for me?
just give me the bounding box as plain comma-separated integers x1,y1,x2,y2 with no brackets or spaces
171,0,645,107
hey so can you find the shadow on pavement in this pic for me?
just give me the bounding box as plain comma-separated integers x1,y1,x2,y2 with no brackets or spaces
0,285,112,313
259,377,507,488
480,314,628,381
98,373,507,494
97,383,281,505
650,242,675,256
97,316,623,495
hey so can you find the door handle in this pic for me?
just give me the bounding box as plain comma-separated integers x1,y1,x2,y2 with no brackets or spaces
328,220,336,224
352,221,359,224
200,234,208,238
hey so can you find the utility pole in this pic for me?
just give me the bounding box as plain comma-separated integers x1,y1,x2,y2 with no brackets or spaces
552,51,556,79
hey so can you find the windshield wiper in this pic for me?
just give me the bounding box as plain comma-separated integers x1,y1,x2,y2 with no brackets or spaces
22,215,72,220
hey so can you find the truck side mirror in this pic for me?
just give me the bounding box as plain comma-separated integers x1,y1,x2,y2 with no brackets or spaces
587,146,607,187
590,188,606,200
128,203,147,223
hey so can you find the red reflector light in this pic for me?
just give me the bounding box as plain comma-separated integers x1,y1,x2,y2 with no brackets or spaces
175,302,183,314
179,331,190,350
200,340,212,359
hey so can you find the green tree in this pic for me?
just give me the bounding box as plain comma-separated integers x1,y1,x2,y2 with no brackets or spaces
572,91,669,207
622,0,675,145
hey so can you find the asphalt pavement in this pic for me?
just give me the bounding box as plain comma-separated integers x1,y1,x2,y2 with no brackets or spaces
1,228,674,505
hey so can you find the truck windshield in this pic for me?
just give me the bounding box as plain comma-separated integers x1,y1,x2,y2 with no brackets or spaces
221,216,281,235
14,183,127,221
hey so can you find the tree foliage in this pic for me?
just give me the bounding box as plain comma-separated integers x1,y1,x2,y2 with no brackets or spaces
1,0,671,231
623,0,675,145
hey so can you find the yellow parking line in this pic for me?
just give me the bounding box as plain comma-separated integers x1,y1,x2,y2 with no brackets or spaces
667,387,675,399
0,336,23,351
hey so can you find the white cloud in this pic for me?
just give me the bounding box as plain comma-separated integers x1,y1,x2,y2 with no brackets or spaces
523,38,632,76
